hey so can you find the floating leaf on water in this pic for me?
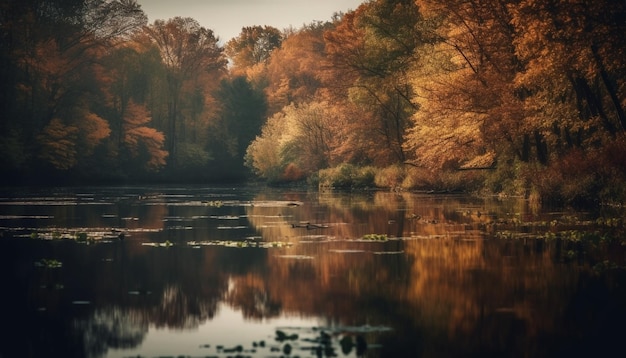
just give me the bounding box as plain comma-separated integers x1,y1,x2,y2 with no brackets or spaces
372,251,404,255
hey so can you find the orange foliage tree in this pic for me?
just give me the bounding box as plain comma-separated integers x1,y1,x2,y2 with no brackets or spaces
324,0,432,165
122,100,168,170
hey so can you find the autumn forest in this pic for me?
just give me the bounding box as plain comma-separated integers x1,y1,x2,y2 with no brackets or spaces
1,0,625,205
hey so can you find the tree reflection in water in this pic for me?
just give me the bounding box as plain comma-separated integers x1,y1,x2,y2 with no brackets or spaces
0,186,624,357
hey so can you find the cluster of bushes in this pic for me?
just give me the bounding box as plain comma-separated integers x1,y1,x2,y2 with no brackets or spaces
313,163,484,192
521,142,626,206
315,164,377,189
307,148,626,207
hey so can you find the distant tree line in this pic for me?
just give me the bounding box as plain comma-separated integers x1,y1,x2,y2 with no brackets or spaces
0,0,266,184
1,0,625,204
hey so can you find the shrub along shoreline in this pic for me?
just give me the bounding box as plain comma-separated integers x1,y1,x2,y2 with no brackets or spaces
305,160,626,208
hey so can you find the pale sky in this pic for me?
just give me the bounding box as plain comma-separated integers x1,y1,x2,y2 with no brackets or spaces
136,0,365,43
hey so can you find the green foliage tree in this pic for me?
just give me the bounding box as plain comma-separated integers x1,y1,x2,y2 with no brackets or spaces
210,76,267,178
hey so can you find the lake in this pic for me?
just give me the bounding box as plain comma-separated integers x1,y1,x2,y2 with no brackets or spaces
1,185,625,358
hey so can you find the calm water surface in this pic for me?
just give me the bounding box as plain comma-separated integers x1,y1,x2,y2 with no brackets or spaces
1,185,625,358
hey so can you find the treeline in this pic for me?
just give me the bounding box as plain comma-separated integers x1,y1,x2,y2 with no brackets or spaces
1,0,625,204
243,0,626,204
0,0,264,184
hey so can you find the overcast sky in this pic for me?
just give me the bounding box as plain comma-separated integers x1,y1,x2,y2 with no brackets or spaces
136,0,365,43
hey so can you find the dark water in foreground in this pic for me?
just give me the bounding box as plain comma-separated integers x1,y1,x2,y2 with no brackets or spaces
1,185,625,358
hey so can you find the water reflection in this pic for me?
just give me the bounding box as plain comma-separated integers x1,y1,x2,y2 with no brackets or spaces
0,186,624,357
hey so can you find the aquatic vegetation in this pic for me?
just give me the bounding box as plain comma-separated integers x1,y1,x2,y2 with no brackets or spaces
275,329,299,341
205,200,224,207
22,228,126,242
142,240,173,248
361,233,388,241
75,232,89,242
592,260,620,274
34,258,63,268
187,240,293,249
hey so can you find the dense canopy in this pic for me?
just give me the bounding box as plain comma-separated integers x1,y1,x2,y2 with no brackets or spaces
1,0,625,204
